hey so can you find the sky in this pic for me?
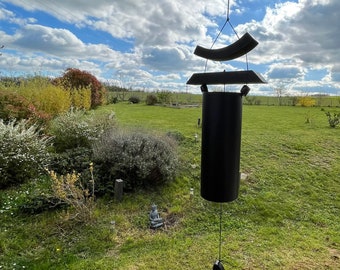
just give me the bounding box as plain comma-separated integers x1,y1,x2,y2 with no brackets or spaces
0,0,339,96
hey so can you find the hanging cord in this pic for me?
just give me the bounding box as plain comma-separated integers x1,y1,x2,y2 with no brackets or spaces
204,18,228,72
218,203,223,261
204,0,250,72
226,0,250,71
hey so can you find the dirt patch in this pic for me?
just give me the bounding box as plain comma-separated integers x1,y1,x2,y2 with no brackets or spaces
164,212,183,229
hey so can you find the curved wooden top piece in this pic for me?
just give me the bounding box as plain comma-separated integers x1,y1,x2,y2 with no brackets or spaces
194,32,258,61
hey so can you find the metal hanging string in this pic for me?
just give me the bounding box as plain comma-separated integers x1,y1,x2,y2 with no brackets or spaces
226,0,240,40
218,203,223,261
226,0,250,71
204,0,250,72
204,14,229,72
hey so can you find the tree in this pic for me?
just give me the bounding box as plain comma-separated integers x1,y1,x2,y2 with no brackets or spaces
274,85,287,106
56,68,106,108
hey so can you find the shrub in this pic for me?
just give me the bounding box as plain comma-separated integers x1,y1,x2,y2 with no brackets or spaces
49,147,93,177
0,119,52,189
92,129,178,193
48,110,115,187
297,96,316,107
108,95,118,104
157,91,172,105
0,89,50,124
325,111,340,128
49,109,93,152
48,169,95,222
128,96,140,104
146,94,158,105
14,177,66,214
55,68,107,108
0,90,36,121
48,108,115,153
166,130,185,142
17,76,72,116
69,88,92,110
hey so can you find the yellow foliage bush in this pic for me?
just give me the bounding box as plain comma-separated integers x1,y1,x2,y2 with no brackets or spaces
48,167,95,223
297,96,316,107
70,88,91,110
2,76,94,119
16,77,72,116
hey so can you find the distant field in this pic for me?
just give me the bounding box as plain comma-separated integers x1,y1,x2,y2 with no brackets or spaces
108,90,340,107
1,103,339,269
245,95,340,107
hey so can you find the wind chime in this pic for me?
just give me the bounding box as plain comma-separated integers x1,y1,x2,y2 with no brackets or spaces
186,1,266,269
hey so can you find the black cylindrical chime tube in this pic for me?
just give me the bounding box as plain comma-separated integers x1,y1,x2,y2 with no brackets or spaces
201,92,242,202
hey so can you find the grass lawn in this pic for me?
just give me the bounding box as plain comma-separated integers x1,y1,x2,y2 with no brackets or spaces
1,103,339,269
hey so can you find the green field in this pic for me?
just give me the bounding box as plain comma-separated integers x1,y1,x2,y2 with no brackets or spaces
109,90,340,107
1,103,339,269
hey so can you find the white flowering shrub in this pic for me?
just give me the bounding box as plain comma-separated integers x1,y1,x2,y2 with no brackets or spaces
0,119,52,189
93,129,178,193
48,109,115,182
49,109,97,152
48,108,115,153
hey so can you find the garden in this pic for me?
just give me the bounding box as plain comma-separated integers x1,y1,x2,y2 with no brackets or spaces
0,72,339,269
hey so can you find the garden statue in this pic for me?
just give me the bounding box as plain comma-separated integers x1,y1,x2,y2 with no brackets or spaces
149,204,164,229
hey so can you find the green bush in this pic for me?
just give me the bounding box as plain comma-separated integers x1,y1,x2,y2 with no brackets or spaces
15,177,66,214
325,111,340,128
166,130,185,142
128,96,140,104
49,147,93,176
108,95,118,104
92,129,178,193
48,108,115,153
157,91,172,105
48,110,115,191
0,119,52,189
49,147,94,194
49,109,94,152
145,94,158,105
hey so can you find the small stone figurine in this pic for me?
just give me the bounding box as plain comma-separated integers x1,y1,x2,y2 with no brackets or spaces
149,204,164,229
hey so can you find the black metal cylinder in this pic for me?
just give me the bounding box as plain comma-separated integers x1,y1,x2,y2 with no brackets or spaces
201,92,242,202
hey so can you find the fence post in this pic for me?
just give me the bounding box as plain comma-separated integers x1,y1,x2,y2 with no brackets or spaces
115,179,124,202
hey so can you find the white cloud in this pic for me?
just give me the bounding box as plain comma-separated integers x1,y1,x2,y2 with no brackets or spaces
142,46,188,71
0,7,13,20
233,0,340,94
266,63,305,79
13,25,83,53
0,7,36,25
0,0,339,95
330,64,340,82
